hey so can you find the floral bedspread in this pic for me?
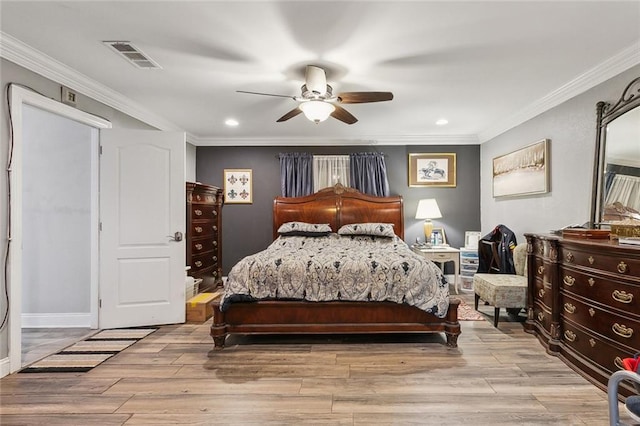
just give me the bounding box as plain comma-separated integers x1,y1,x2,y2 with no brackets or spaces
220,234,450,317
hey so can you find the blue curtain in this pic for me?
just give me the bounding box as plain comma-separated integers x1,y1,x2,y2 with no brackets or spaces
279,152,313,197
349,152,389,196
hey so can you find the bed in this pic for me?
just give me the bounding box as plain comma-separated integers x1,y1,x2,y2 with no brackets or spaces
210,184,460,348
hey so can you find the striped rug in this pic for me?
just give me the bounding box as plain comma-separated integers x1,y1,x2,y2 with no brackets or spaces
21,327,157,373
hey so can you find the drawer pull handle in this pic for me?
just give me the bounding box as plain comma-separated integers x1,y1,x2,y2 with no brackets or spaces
612,290,633,304
194,209,203,216
213,241,217,247
212,271,218,277
538,288,545,298
589,338,596,347
615,357,624,369
195,226,203,233
566,252,574,263
588,256,595,265
564,330,576,342
617,261,628,274
589,308,595,317
564,303,576,314
613,323,633,338
194,261,203,268
212,210,218,216
588,278,595,287
196,194,202,201
537,312,544,322
563,275,575,286
538,266,544,275
212,256,217,262
195,243,203,250
212,226,218,231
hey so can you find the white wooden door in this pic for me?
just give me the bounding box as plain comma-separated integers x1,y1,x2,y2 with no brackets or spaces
99,129,185,328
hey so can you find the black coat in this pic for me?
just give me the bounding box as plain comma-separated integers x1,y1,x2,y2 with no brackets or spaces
477,224,517,274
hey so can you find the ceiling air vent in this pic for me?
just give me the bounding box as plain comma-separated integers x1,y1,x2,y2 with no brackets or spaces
103,41,161,69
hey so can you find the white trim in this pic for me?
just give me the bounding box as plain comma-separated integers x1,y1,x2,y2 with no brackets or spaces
188,134,480,147
21,313,92,328
8,85,111,375
479,43,640,142
2,31,638,146
0,357,10,378
0,31,182,133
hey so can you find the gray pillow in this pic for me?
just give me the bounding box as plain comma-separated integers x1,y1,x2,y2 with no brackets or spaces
277,221,332,236
337,223,395,238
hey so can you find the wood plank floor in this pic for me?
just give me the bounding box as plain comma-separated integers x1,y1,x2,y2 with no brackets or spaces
1,292,636,425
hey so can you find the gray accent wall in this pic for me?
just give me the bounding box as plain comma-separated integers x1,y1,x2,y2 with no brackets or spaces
196,145,481,274
481,65,640,244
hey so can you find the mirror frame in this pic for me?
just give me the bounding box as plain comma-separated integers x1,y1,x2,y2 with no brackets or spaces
591,76,640,227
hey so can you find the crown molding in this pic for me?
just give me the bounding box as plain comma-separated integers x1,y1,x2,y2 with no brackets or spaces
478,43,640,143
187,133,479,147
0,31,183,132
3,31,636,146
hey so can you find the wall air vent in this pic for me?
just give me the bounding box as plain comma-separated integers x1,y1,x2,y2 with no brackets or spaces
103,41,161,69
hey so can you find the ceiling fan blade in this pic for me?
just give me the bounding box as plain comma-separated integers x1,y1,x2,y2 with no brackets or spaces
337,92,394,104
237,90,295,99
305,65,327,95
331,105,358,125
276,107,303,122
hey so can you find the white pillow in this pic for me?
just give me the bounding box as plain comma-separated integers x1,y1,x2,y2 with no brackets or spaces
277,221,332,236
337,223,395,238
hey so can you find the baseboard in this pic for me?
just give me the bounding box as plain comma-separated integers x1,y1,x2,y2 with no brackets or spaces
21,313,91,328
0,357,10,378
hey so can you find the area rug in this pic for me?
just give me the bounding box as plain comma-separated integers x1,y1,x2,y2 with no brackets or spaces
456,299,485,321
20,327,157,373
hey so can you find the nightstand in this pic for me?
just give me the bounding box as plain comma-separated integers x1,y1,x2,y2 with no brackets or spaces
412,246,460,294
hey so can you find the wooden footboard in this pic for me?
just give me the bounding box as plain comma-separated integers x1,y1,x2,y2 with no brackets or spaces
210,299,461,349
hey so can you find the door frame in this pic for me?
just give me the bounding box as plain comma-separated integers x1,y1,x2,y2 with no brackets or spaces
7,85,111,374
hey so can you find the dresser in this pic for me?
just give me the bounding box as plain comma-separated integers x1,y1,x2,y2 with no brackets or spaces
524,233,640,397
186,182,223,293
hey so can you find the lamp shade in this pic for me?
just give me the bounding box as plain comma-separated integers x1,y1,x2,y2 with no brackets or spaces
415,199,442,219
299,100,335,123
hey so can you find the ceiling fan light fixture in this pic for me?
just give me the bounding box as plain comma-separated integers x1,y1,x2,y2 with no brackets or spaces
299,100,335,123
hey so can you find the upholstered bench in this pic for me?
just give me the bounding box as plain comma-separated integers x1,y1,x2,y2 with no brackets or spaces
473,243,527,327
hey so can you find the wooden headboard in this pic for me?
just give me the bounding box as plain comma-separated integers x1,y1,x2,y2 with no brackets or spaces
273,184,404,240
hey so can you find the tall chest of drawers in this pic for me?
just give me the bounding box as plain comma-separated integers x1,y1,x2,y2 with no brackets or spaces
524,233,640,397
186,182,223,293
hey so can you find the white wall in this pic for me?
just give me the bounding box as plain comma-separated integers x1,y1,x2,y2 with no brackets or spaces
481,65,640,243
186,142,197,182
22,104,95,318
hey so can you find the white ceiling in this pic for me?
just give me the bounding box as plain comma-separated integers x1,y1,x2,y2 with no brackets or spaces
1,1,639,146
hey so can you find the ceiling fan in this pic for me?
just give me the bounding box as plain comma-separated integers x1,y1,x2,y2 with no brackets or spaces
237,65,393,124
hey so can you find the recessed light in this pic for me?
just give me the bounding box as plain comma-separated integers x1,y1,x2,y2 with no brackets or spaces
435,119,448,126
225,118,239,127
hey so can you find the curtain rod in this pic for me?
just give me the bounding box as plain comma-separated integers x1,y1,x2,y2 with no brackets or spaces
275,152,387,159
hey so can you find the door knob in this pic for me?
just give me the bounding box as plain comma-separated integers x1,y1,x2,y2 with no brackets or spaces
167,231,183,242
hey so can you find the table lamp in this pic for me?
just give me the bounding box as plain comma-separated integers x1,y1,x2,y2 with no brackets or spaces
415,199,442,245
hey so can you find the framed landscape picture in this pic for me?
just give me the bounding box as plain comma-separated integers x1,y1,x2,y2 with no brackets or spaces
408,153,457,187
492,139,549,198
223,169,253,204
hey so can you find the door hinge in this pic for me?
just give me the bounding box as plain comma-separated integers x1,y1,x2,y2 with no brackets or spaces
99,145,103,155
99,299,102,308
99,222,102,231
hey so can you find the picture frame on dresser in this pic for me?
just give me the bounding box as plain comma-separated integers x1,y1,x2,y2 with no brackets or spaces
223,169,253,204
492,139,549,198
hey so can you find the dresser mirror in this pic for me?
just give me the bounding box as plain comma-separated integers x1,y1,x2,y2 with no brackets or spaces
591,76,640,227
